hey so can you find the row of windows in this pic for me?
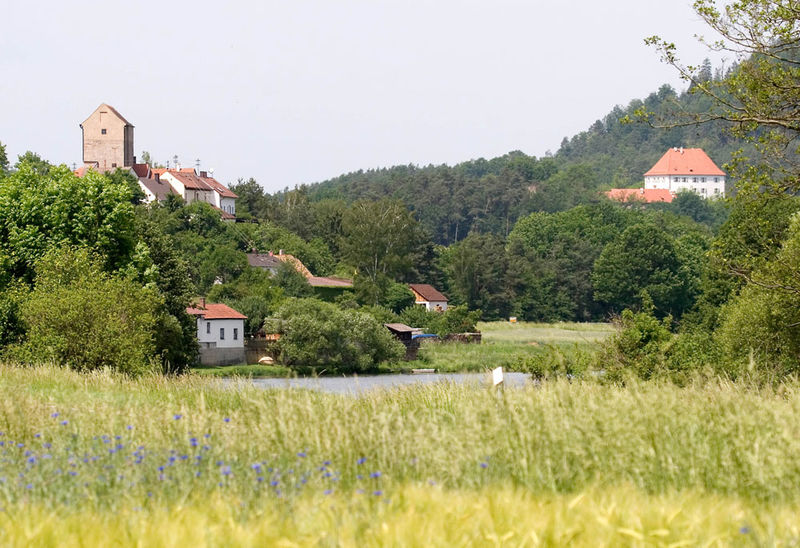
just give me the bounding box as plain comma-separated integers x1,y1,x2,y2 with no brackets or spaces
206,322,238,340
673,176,720,183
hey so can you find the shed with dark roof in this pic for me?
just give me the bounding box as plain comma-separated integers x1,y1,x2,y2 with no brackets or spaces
408,284,448,312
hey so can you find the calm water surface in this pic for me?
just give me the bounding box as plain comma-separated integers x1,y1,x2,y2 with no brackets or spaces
231,372,531,394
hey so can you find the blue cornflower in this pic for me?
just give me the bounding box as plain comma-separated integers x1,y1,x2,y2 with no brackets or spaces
297,451,307,458
373,490,383,496
60,420,68,426
480,462,489,469
357,457,366,465
158,466,165,472
190,438,198,447
126,425,133,430
115,435,121,440
223,417,230,423
34,434,40,438
51,413,59,418
270,480,279,487
252,463,262,472
26,484,33,490
370,471,381,479
216,460,224,467
323,460,331,466
174,414,182,420
324,489,332,495
196,472,201,477
740,526,751,534
257,476,264,482
221,466,232,476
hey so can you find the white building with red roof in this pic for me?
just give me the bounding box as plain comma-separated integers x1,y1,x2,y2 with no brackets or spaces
409,284,448,312
644,147,726,198
186,299,247,365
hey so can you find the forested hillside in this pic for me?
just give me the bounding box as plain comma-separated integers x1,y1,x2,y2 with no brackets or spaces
302,74,747,244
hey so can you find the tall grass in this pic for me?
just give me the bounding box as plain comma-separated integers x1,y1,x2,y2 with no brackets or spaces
2,364,800,545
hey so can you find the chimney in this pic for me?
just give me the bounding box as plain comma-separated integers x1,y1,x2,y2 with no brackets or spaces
133,155,137,164
200,171,207,178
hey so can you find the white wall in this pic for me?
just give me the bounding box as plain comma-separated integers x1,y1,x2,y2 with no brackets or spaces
644,174,725,198
196,318,245,348
418,301,448,312
220,197,236,215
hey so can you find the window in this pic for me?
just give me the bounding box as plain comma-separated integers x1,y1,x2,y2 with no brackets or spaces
233,328,238,340
682,177,687,182
206,322,210,334
701,177,706,182
701,188,707,194
111,163,117,168
220,328,225,340
692,177,697,183
714,177,719,183
101,129,107,135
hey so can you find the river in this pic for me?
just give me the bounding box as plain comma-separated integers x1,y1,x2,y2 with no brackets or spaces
230,372,532,395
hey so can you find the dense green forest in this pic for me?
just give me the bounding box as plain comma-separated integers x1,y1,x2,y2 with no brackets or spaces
258,78,747,245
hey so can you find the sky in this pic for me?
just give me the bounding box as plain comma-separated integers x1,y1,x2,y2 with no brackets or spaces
0,0,727,193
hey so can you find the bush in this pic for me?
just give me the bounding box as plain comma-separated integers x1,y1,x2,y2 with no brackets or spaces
274,298,404,372
7,248,163,376
596,295,673,382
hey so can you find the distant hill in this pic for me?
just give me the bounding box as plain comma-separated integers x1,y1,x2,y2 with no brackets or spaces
305,81,747,245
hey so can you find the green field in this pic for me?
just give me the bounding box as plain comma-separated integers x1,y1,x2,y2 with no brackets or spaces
1,364,799,545
413,321,614,373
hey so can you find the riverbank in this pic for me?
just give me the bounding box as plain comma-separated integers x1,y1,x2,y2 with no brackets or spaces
1,365,800,545
191,321,615,378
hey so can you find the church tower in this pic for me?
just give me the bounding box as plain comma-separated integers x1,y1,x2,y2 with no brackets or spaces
80,103,134,170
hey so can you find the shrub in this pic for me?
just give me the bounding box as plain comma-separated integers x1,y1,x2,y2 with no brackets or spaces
7,248,163,376
274,298,404,372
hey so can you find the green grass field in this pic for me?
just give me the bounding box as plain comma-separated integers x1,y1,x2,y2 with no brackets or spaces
414,321,614,372
1,364,799,545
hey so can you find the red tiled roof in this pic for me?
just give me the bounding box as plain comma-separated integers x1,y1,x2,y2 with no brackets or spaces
164,170,213,191
138,177,176,201
409,284,448,302
644,148,725,177
186,303,247,320
606,188,675,203
131,163,150,178
201,176,238,198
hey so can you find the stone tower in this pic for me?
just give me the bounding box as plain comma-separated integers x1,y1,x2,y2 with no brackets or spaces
80,103,134,170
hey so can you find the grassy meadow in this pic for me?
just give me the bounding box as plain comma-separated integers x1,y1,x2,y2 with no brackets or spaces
413,321,614,373
1,364,800,545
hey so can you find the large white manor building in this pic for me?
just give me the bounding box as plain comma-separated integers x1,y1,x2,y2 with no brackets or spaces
643,147,726,198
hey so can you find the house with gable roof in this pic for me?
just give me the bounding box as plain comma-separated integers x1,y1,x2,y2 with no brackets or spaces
186,299,247,365
409,284,448,312
643,147,726,197
80,103,135,171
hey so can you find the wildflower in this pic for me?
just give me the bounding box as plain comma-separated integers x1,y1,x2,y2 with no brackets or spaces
26,484,33,490
221,466,232,476
196,472,201,477
257,476,264,482
60,421,68,426
740,526,750,534
190,438,198,447
51,413,59,418
297,451,307,458
270,480,279,487
357,474,363,480
126,425,133,430
373,490,382,496
323,460,331,466
357,457,366,465
480,462,489,469
223,417,231,423
216,461,224,467
370,471,381,479
252,463,262,472
174,414,182,420
34,434,40,438
324,489,333,495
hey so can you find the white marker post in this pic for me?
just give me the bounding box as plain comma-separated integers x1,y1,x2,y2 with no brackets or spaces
492,366,504,387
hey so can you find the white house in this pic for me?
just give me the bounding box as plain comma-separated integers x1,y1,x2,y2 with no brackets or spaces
186,300,247,365
409,284,448,312
160,169,216,206
200,173,238,217
644,147,726,198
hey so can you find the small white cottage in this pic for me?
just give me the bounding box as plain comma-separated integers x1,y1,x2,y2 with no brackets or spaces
186,299,247,365
408,284,449,312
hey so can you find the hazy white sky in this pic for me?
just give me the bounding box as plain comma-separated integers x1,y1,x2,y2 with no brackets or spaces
0,0,726,192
